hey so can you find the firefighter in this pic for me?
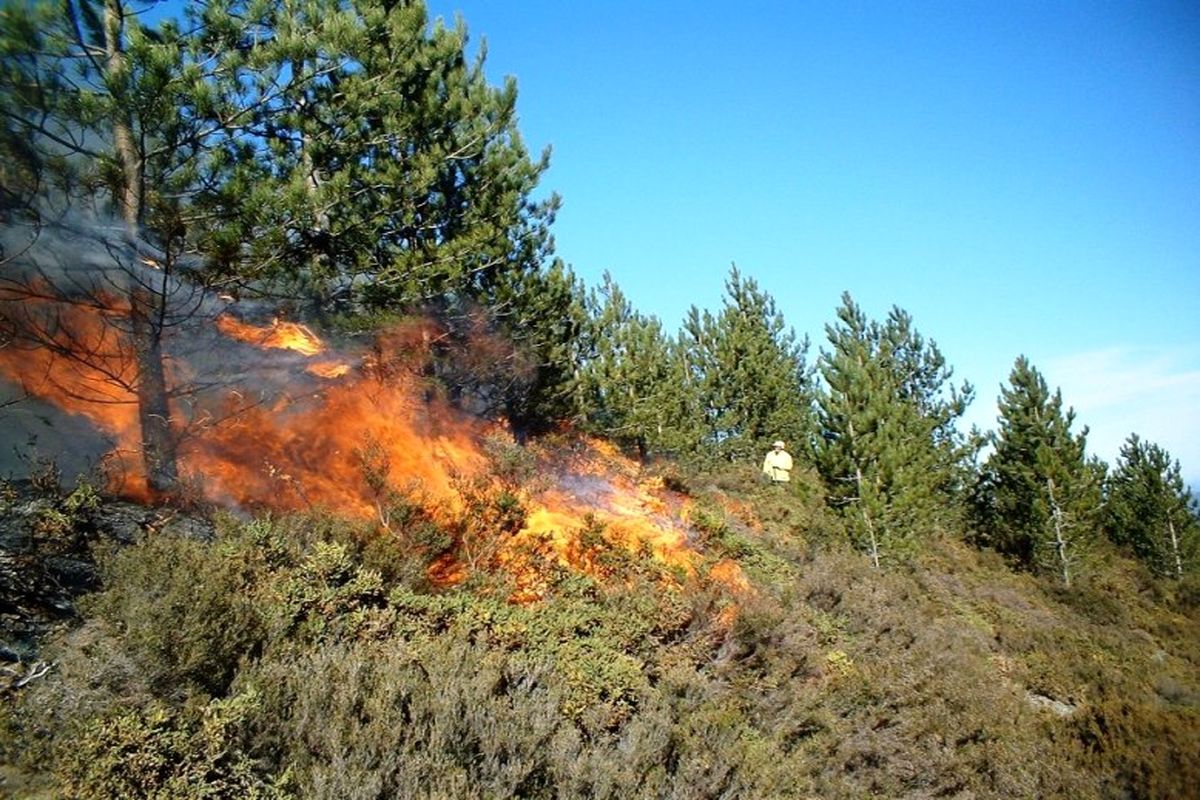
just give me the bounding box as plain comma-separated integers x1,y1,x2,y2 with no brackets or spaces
761,440,793,484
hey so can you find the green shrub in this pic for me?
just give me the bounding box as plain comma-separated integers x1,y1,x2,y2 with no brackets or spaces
268,540,389,644
56,692,292,800
6,476,1200,800
85,532,266,697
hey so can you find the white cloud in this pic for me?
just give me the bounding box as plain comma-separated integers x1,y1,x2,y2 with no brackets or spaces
963,346,1200,486
1043,347,1200,482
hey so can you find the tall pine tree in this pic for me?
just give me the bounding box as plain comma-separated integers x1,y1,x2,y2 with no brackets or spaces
678,266,812,462
1106,435,1199,579
184,0,577,429
579,274,678,456
973,357,1104,587
183,0,556,317
814,294,973,566
0,0,211,491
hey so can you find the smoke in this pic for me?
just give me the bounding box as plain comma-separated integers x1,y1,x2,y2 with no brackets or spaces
0,216,349,485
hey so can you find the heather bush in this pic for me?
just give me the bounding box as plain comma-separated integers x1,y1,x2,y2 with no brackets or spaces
84,530,266,697
5,479,1200,799
1075,687,1200,800
242,638,564,800
55,691,292,800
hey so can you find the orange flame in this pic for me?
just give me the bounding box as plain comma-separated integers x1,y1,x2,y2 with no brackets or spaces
186,368,489,516
216,315,327,356
1,300,738,601
708,559,750,594
0,295,142,461
306,361,351,379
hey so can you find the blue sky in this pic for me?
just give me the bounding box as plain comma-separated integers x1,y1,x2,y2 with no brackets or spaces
427,1,1200,481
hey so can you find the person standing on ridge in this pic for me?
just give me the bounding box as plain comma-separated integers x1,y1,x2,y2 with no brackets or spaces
762,440,793,484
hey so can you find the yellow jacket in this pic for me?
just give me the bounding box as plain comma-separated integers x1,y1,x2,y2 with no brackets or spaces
762,449,793,482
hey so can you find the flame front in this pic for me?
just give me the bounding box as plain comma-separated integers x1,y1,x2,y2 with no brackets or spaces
0,292,152,495
0,303,727,599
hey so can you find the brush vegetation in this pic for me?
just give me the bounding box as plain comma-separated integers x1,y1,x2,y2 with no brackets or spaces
2,464,1198,800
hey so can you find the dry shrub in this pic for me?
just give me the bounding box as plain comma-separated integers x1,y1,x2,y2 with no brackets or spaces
1075,688,1200,800
779,549,1105,798
246,639,563,800
241,630,803,799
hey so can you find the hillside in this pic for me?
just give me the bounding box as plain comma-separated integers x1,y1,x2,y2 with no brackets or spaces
2,456,1197,800
1,0,1197,796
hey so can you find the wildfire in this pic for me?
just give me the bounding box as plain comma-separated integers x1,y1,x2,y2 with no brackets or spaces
216,315,327,356
187,370,490,518
306,361,351,379
1,299,747,602
0,295,144,481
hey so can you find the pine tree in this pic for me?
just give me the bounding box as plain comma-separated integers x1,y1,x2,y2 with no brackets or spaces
579,274,677,456
973,357,1104,586
657,336,709,458
3,0,584,445
184,0,579,429
1106,435,1199,579
184,0,556,317
488,259,588,438
678,266,812,462
814,294,973,566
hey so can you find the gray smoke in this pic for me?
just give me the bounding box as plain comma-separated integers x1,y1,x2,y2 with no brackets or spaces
0,217,350,485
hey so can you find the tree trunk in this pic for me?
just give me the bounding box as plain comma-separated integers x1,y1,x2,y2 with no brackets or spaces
294,64,332,319
1046,478,1070,588
105,0,177,492
846,417,880,569
103,0,142,228
857,463,880,569
130,283,177,493
1168,518,1183,580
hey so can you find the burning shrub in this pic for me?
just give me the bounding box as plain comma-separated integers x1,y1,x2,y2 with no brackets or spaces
5,289,707,599
481,432,541,490
350,507,451,592
452,472,528,576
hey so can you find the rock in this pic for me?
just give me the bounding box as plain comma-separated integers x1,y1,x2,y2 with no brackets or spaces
94,502,151,544
44,555,99,594
1026,691,1077,717
157,513,216,542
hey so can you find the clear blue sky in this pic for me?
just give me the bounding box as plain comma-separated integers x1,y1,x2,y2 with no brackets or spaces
428,0,1200,482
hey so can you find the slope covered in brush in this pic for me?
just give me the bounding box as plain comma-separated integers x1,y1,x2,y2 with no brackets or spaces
2,459,1197,800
